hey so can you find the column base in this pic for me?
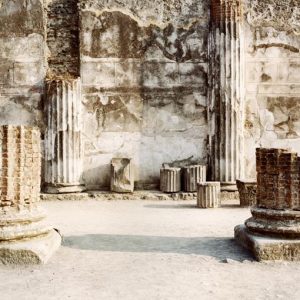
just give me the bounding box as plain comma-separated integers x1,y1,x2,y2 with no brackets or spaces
44,183,86,194
234,224,300,261
0,229,61,264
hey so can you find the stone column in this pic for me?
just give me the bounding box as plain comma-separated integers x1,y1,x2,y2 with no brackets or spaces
160,168,181,193
111,158,134,193
183,165,206,192
0,126,61,264
208,0,244,187
44,77,85,193
197,182,221,208
235,148,300,261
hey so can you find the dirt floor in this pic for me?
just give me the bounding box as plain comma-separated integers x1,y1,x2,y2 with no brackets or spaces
0,199,300,300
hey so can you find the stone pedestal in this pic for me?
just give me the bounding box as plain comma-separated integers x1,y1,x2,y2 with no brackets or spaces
44,77,85,194
160,168,181,193
235,148,300,261
236,179,257,207
111,158,134,193
183,165,206,192
197,182,221,208
0,126,61,264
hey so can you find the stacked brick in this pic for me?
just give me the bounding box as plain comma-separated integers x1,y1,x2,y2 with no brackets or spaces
256,148,300,210
0,126,41,210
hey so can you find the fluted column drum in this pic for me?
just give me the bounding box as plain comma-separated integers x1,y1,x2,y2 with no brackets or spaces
183,165,206,192
44,77,85,193
160,168,181,193
197,182,221,208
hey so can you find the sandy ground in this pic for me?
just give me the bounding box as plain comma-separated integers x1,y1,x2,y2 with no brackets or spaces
0,200,300,300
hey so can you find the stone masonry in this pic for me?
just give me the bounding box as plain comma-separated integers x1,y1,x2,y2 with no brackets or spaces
235,148,300,261
0,126,61,264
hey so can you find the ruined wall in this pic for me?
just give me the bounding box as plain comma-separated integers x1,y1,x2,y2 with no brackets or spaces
0,0,46,128
243,0,300,178
80,0,210,189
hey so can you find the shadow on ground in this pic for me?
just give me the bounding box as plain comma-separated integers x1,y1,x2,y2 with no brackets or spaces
63,234,254,262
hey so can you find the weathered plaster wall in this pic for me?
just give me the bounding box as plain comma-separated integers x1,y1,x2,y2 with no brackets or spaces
80,0,210,189
243,0,300,178
0,0,46,128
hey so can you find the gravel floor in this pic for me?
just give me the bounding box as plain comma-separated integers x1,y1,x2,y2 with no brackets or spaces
0,200,300,300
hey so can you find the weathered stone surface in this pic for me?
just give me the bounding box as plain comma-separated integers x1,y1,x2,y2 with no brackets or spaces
235,225,300,262
160,168,181,193
111,158,134,193
80,0,209,189
0,126,61,264
197,182,221,208
44,78,85,194
243,0,300,179
183,165,206,192
236,179,257,207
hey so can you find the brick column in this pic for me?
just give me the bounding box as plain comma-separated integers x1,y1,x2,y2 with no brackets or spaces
44,77,85,193
235,148,300,261
208,0,244,187
0,126,61,264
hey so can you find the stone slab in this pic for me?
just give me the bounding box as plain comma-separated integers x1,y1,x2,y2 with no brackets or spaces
44,184,86,194
0,229,61,265
234,224,300,261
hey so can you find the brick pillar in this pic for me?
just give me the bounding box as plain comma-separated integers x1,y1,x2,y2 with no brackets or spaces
208,0,244,187
0,126,61,264
44,77,85,193
235,148,300,261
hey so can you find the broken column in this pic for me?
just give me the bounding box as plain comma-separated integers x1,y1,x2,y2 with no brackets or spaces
160,168,181,193
111,158,134,193
44,77,85,193
235,148,300,261
0,126,61,264
236,179,257,207
208,0,244,188
183,165,206,192
197,182,221,208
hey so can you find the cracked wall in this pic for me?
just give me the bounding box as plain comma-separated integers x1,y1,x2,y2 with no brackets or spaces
0,0,46,129
243,0,300,178
80,0,210,189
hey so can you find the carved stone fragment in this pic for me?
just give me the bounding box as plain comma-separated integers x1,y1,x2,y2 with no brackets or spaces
0,126,61,264
160,168,181,193
183,165,206,192
236,179,257,207
197,182,221,208
111,158,134,193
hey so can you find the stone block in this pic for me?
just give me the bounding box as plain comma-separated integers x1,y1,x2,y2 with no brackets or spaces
236,179,257,207
0,229,61,265
197,182,221,208
111,158,134,193
235,225,300,261
160,168,181,193
183,165,206,192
